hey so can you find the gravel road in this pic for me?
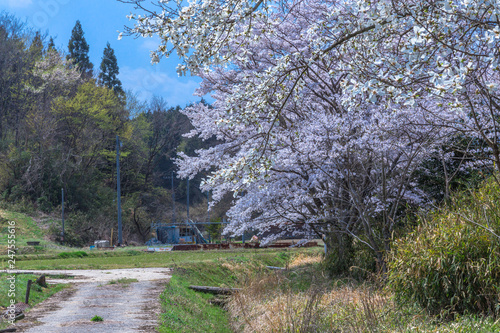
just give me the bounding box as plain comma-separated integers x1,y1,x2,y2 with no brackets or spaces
8,268,171,332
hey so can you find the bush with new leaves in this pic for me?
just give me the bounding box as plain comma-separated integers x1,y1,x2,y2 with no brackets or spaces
388,178,500,316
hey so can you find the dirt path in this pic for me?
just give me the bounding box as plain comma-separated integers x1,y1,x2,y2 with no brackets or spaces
9,268,171,333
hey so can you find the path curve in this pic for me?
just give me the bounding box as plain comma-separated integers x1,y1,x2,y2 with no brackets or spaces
8,268,171,333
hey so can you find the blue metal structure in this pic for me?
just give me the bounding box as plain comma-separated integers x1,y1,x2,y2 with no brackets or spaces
150,220,228,245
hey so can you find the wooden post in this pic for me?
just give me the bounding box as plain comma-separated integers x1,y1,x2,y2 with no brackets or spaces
35,275,47,288
25,280,32,304
110,228,114,247
61,188,64,245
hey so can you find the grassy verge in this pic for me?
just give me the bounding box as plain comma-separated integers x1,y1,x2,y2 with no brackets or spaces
226,254,500,332
0,273,67,305
0,248,147,263
4,248,316,270
0,208,72,258
158,265,233,333
0,273,68,329
157,249,306,333
0,210,46,243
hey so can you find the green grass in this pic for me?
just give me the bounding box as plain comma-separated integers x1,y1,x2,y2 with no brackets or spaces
0,210,45,241
91,315,103,322
3,248,317,270
0,208,70,258
0,209,55,254
0,273,67,307
107,278,138,285
57,251,88,259
0,248,144,263
159,271,232,333
157,249,297,333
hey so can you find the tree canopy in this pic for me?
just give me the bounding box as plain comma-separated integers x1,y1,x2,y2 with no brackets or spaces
67,20,93,77
98,42,124,99
0,12,223,245
121,0,500,271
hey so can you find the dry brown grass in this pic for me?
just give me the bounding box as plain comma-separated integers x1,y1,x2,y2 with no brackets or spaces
224,252,500,332
221,262,248,273
288,253,322,268
227,268,391,333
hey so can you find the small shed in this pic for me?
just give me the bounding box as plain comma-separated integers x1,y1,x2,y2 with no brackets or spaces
156,225,195,244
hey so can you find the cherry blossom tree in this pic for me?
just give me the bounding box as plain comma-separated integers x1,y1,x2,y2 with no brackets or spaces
120,0,500,271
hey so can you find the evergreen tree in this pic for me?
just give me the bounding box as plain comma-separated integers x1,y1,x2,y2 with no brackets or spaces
47,37,55,52
67,20,93,77
29,31,44,60
98,42,124,98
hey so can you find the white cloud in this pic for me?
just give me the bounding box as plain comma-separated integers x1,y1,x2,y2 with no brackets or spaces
120,66,202,106
3,0,33,8
141,37,161,51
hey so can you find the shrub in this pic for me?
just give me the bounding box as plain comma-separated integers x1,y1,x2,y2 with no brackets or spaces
124,249,142,256
49,224,86,247
323,233,355,277
323,233,377,280
36,196,53,213
388,178,500,316
0,196,36,215
91,315,103,322
58,251,88,259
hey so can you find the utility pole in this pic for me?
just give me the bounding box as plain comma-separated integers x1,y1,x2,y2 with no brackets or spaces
171,172,176,223
164,172,177,224
116,136,122,246
186,178,190,221
61,188,64,244
207,191,210,223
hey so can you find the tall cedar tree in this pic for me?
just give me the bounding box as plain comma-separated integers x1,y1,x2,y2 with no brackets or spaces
98,42,124,99
67,20,93,78
47,37,55,52
29,31,44,60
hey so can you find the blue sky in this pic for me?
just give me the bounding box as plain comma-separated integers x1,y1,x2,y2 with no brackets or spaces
0,0,202,107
